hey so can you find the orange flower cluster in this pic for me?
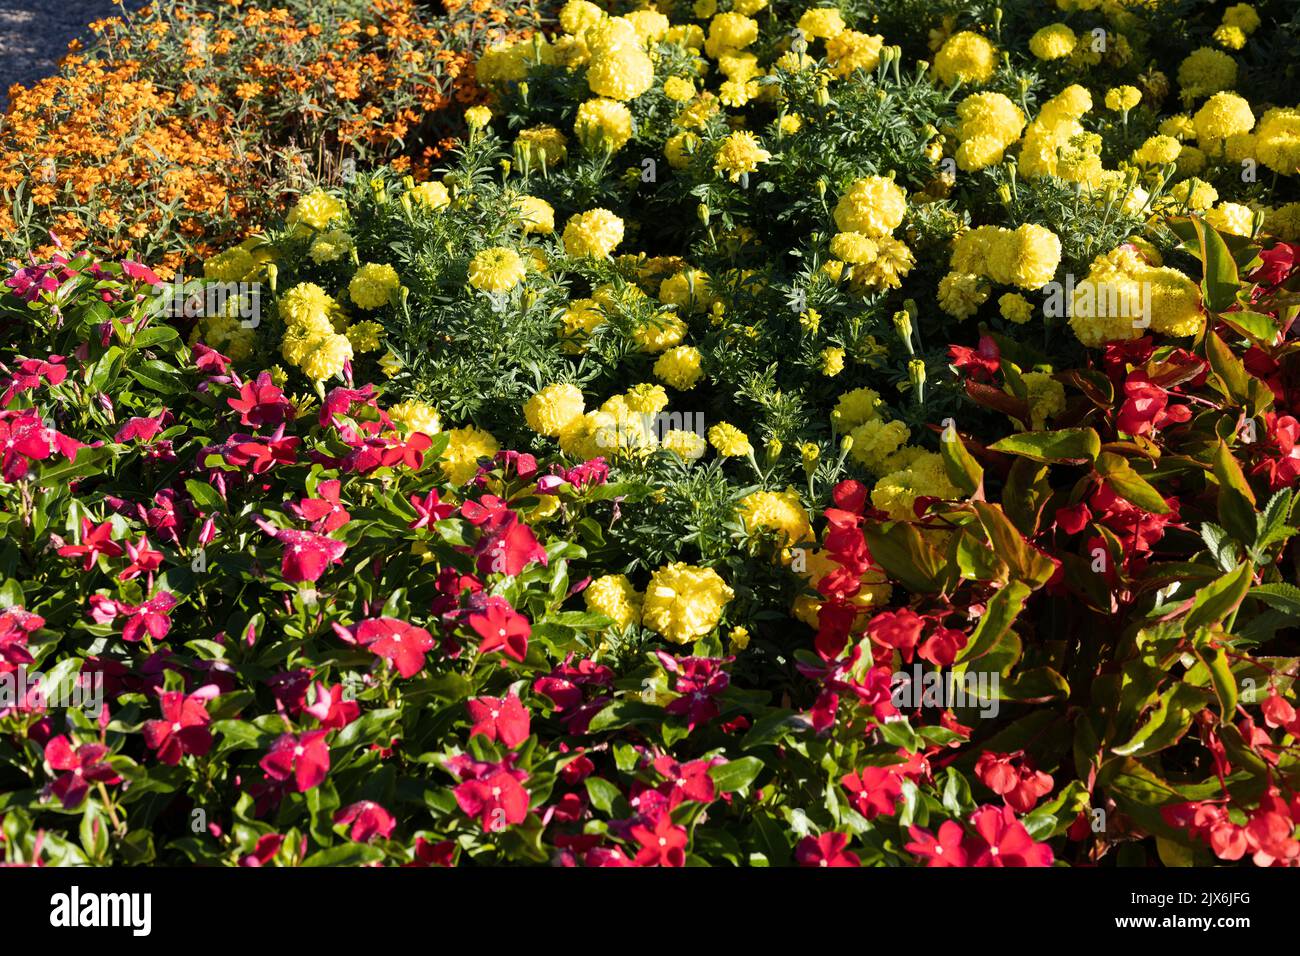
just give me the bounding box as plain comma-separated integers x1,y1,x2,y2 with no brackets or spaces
1,0,544,271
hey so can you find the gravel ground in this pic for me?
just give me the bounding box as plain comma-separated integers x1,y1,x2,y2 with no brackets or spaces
1,0,144,103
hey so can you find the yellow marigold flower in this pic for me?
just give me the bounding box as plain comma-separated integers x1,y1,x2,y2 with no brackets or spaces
279,282,335,335
632,313,687,353
308,229,353,265
1222,3,1261,32
408,180,450,210
849,417,910,473
729,626,750,650
345,320,383,353
559,0,603,36
1266,203,1300,241
1132,134,1183,166
999,292,1033,324
1206,202,1256,237
826,30,883,76
739,488,813,549
1105,86,1142,112
1176,144,1208,176
1176,47,1237,100
1029,23,1076,61
465,105,493,129
300,333,353,382
831,386,881,430
852,236,914,291
559,297,606,348
705,12,758,58
833,175,907,238
514,196,555,235
388,400,442,437
797,7,845,40
662,429,708,461
1021,372,1065,430
286,189,346,232
1147,266,1205,338
624,383,669,415
588,44,655,101
1193,91,1255,150
516,126,569,168
203,246,256,282
829,231,878,265
349,263,400,310
992,223,1062,290
870,452,962,521
626,9,670,43
708,422,753,457
956,91,1025,145
779,113,804,135
523,383,586,437
659,269,713,313
379,352,402,378
714,130,771,182
654,345,704,389
1159,114,1198,140
932,31,998,86
563,209,625,258
584,574,643,630
718,52,761,81
575,97,634,152
1168,176,1219,211
1254,108,1300,175
664,76,695,101
1213,25,1247,50
441,425,500,485
820,346,845,377
642,562,734,644
938,271,990,319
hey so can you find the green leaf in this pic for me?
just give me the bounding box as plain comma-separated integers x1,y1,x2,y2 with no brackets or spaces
1248,583,1300,617
957,581,1030,664
863,521,944,593
708,756,763,793
1183,562,1252,634
972,502,1056,585
1095,452,1170,514
1212,440,1257,545
989,428,1100,464
939,430,983,496
127,360,186,395
184,479,225,511
1218,309,1279,345
1191,217,1241,313
1205,329,1250,406
1112,683,1207,757
301,843,386,867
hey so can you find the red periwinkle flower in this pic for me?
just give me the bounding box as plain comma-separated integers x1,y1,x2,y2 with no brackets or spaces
44,736,122,809
454,767,530,832
289,479,351,533
256,519,347,583
467,597,530,662
57,519,124,570
352,617,435,678
143,687,217,765
466,693,531,748
228,372,291,428
630,815,689,867
795,832,860,867
905,821,970,867
304,682,361,729
334,801,396,843
866,608,925,662
967,805,1054,866
118,535,164,581
260,730,331,792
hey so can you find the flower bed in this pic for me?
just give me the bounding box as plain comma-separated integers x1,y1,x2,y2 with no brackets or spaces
0,0,1298,868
